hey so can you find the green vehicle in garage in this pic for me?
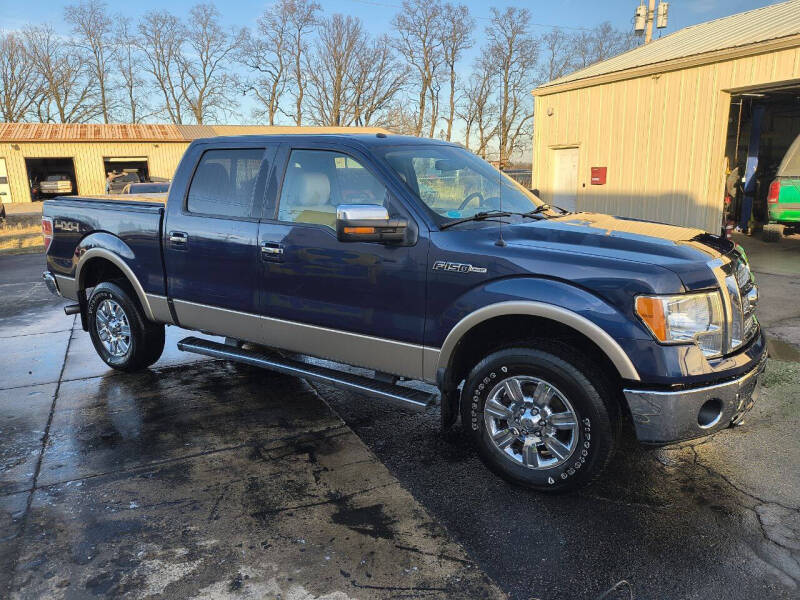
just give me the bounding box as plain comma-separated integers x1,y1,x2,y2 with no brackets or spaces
763,132,800,242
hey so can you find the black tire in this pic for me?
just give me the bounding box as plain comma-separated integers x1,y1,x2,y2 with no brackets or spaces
87,281,165,372
461,343,617,492
761,224,782,243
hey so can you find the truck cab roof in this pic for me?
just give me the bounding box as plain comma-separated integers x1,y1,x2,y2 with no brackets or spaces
189,133,460,151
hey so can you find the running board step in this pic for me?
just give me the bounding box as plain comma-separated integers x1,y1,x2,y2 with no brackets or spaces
177,336,436,411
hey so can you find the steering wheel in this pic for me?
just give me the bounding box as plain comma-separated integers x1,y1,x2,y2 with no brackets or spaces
483,196,502,210
459,191,485,210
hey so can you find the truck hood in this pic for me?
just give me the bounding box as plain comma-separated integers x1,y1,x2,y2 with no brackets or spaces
506,212,734,290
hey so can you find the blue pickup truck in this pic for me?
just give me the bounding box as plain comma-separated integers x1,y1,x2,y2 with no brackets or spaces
41,134,767,491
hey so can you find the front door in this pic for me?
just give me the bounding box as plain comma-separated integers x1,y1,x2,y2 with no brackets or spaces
164,144,276,338
257,146,429,379
0,159,12,203
552,147,579,212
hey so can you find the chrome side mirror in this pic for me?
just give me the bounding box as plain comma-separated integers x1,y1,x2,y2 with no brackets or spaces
336,204,408,243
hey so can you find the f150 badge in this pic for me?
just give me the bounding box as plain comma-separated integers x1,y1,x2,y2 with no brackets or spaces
432,260,487,274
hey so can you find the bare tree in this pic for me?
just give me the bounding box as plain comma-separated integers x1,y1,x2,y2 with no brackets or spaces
572,22,638,70
136,10,187,124
427,77,441,138
305,14,365,126
538,28,575,84
115,17,149,123
285,0,321,126
439,3,473,141
457,61,495,157
64,0,116,123
0,32,41,122
24,25,100,123
383,100,418,135
351,35,406,127
392,0,444,137
482,7,538,166
180,3,238,124
238,3,292,125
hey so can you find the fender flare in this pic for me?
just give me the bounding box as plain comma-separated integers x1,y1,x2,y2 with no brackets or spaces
433,300,641,382
75,247,157,321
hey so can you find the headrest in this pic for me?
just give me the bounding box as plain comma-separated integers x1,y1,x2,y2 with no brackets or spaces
195,162,229,195
295,172,331,206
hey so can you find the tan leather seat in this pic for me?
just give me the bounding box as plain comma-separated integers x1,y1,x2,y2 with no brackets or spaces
284,171,336,228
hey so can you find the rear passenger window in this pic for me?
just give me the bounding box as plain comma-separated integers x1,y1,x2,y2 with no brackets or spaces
187,149,266,218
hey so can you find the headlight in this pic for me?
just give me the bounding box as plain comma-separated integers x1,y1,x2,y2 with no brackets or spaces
635,292,724,357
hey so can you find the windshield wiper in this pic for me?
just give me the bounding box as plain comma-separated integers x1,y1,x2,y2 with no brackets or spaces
523,204,552,217
440,206,561,230
439,210,515,230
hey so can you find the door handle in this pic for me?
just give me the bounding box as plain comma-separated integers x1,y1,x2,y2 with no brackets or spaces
261,241,284,261
168,231,188,248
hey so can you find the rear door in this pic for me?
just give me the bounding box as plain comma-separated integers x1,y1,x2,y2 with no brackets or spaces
164,142,277,336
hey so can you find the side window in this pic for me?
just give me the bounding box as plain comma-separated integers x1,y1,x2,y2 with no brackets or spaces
187,148,266,218
277,150,387,229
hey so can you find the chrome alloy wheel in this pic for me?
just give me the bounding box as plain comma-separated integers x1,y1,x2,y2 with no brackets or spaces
483,376,579,470
95,299,131,357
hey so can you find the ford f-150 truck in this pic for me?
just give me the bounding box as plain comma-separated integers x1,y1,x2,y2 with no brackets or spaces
41,134,767,492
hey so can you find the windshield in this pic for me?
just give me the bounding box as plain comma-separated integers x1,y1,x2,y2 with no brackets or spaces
380,144,543,225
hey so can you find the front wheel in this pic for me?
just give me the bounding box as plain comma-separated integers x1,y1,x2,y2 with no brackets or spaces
461,344,617,492
87,281,165,372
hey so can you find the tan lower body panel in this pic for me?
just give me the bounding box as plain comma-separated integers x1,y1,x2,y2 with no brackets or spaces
172,299,436,382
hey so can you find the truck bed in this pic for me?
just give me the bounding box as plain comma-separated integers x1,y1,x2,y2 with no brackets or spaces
42,195,166,296
46,194,166,210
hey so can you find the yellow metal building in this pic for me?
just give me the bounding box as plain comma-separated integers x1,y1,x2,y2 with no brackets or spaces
532,0,800,233
0,123,387,204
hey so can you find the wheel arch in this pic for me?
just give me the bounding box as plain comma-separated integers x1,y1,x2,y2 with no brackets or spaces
76,248,157,321
434,301,641,386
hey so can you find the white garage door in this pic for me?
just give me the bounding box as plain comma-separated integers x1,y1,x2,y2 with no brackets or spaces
552,147,579,212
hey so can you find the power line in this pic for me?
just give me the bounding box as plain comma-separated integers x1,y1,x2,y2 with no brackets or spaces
346,0,596,31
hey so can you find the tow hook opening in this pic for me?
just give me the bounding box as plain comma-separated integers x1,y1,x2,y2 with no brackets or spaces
698,398,723,429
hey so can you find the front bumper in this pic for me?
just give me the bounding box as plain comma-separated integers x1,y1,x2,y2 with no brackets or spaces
623,351,768,444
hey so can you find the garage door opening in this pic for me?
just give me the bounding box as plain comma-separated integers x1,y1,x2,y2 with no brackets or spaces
723,84,800,241
25,158,78,201
104,157,150,194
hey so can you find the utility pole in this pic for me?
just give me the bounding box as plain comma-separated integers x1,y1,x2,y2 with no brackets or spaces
634,1,669,44
645,0,656,43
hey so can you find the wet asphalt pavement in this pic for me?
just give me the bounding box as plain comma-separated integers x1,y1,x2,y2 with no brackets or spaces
1,252,799,600
0,254,502,599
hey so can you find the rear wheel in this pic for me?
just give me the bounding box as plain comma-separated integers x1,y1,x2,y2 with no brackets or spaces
87,281,165,372
462,344,617,492
762,224,782,242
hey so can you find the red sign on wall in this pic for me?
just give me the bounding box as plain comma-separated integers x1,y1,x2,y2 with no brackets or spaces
591,167,607,185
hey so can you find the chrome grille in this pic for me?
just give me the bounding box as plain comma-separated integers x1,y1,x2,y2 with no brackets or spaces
725,250,759,351
710,248,759,354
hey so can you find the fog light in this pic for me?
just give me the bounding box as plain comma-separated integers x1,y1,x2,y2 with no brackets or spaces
698,398,723,429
